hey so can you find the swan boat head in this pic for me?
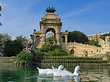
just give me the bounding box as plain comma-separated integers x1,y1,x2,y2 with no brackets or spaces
58,65,64,70
73,66,82,76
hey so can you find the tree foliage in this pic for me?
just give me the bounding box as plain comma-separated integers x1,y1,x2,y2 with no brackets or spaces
16,51,33,62
4,39,23,56
106,52,110,63
68,31,88,43
39,37,69,56
100,33,110,40
16,35,28,48
88,40,101,47
0,33,11,41
46,37,56,45
1,34,27,56
0,33,11,46
0,6,1,11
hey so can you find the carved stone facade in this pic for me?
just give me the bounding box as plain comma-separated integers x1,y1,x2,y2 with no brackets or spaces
98,36,110,53
66,42,102,57
29,7,110,57
31,7,68,48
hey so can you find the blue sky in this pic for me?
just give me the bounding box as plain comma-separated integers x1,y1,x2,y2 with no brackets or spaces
0,0,110,39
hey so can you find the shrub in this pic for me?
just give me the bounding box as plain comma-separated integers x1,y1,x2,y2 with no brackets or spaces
39,44,69,56
88,40,101,47
46,50,68,56
39,37,69,56
16,51,33,62
106,52,110,63
39,45,49,52
100,32,110,40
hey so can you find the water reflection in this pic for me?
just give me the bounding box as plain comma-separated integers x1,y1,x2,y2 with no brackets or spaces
37,75,78,82
0,64,110,82
0,64,38,82
36,65,110,82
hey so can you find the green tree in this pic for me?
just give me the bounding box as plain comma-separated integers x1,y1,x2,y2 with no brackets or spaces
4,40,12,56
4,39,23,56
0,33,11,46
106,52,110,63
68,31,88,43
0,34,2,46
88,40,101,47
16,35,28,48
2,33,11,41
100,33,110,40
16,51,33,62
46,37,56,45
39,37,69,56
0,6,1,11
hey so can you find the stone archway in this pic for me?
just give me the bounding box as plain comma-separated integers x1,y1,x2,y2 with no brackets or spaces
46,28,56,38
31,7,68,49
36,35,40,38
70,49,74,54
43,26,60,45
61,36,65,43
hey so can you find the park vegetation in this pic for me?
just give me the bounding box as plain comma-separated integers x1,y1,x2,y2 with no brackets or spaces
0,33,12,46
37,56,107,64
3,35,27,56
106,52,110,63
39,37,69,56
100,32,110,40
68,31,88,43
68,31,101,47
0,6,1,11
16,51,33,62
4,39,23,56
1,31,101,57
88,40,101,47
1,30,103,57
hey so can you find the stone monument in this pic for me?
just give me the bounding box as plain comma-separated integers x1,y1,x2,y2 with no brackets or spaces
30,7,68,50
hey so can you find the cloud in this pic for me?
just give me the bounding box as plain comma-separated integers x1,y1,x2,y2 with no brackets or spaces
25,2,34,11
61,0,110,19
62,8,90,19
25,0,40,11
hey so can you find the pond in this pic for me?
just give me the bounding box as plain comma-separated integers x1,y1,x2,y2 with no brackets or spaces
0,64,110,82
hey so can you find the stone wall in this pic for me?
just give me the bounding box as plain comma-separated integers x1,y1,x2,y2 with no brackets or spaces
28,8,110,58
67,42,102,57
98,36,110,53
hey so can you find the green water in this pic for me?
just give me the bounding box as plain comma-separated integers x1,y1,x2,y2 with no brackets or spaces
0,64,110,82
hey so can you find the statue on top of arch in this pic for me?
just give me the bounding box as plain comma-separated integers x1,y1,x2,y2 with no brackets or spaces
46,6,56,13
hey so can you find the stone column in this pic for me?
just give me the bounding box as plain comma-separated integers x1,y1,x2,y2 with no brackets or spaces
65,35,68,50
56,33,60,45
42,31,46,45
56,28,61,45
40,26,46,46
65,35,68,43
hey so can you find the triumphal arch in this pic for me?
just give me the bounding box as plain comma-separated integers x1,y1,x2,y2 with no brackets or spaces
28,7,109,57
31,7,68,49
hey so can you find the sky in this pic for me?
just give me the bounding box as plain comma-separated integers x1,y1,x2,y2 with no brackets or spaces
0,0,110,39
